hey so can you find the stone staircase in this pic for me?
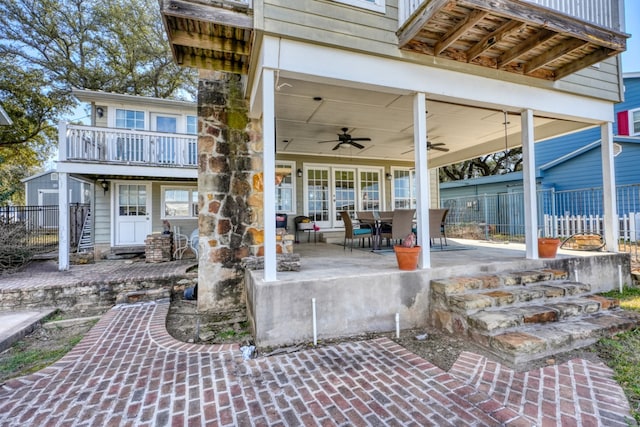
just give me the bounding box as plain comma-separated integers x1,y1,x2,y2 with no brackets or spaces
430,268,640,369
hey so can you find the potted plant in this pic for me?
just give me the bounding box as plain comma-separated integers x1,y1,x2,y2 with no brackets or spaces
538,236,561,258
394,232,421,270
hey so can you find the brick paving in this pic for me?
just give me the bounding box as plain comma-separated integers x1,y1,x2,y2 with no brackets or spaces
0,300,636,426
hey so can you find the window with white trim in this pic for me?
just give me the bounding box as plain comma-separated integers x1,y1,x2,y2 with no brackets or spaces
162,186,198,219
391,168,416,209
115,109,145,130
333,0,385,13
276,161,296,214
632,109,640,135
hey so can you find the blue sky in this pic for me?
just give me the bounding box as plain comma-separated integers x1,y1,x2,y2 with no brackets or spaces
623,0,640,72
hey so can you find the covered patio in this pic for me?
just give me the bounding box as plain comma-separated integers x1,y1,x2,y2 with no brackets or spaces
246,238,631,348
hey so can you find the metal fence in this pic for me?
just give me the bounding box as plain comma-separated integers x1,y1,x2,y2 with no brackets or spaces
0,204,89,253
441,184,640,257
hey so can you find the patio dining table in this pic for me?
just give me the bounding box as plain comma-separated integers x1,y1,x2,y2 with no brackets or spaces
359,213,393,251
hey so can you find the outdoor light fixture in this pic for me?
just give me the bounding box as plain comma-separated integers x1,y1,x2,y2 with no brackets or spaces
96,107,104,118
100,179,109,194
297,168,303,178
386,173,393,181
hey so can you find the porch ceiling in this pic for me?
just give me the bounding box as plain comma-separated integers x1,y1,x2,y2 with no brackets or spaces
273,77,592,167
397,0,628,81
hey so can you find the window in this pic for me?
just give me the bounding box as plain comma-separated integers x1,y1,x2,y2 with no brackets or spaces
119,185,147,216
392,169,416,209
186,116,197,135
115,109,145,130
333,0,385,13
276,161,296,213
162,187,198,219
632,109,640,135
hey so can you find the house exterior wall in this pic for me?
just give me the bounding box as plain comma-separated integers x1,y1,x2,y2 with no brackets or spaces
258,0,623,102
24,172,89,206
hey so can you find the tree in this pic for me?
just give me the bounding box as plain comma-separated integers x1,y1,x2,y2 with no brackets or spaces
0,0,197,203
439,148,523,182
0,0,196,98
0,62,69,204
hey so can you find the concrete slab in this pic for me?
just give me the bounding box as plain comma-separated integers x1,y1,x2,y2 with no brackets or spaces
0,309,57,353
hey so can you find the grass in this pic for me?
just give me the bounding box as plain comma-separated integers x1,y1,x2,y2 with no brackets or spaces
0,335,83,382
595,286,640,422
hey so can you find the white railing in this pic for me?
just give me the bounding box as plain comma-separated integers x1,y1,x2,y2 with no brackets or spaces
543,213,640,242
60,123,198,167
398,0,621,31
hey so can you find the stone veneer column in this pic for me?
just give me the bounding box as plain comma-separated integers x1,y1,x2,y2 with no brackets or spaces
197,70,263,316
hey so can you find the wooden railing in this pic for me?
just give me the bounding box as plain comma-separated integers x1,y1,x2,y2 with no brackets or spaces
398,0,622,31
59,123,198,168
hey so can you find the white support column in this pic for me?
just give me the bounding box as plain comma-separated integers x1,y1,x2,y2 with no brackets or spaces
58,172,70,271
262,68,277,281
521,109,538,259
601,122,619,252
58,122,68,161
413,92,430,269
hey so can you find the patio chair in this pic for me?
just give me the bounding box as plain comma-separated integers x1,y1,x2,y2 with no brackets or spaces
173,226,190,260
429,208,449,249
380,209,416,247
340,211,372,251
189,228,199,258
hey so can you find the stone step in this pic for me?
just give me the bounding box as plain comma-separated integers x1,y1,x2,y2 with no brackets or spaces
447,280,592,313
431,269,569,296
467,296,619,333
475,309,640,369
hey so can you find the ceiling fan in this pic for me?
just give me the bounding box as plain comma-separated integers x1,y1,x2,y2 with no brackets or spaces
318,127,371,151
401,141,450,155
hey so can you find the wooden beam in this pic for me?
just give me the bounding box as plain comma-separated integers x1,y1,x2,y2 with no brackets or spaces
170,29,251,55
458,0,628,51
553,47,615,80
434,9,488,56
498,29,556,68
181,50,248,74
467,20,525,62
397,0,453,48
159,0,253,30
524,38,588,74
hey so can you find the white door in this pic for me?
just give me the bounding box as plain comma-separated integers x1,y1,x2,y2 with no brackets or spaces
152,114,178,164
333,168,357,227
115,183,151,245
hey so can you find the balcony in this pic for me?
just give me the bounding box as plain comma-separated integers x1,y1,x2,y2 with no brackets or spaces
60,124,198,168
159,0,253,74
397,0,628,80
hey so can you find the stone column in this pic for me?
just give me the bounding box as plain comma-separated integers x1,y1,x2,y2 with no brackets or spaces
197,70,262,317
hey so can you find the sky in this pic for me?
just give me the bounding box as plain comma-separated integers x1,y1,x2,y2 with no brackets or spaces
622,0,640,73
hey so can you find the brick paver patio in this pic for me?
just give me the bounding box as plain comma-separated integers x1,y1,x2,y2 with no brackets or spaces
0,300,636,426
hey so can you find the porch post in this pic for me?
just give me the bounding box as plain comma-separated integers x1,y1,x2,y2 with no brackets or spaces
263,68,277,281
521,109,538,259
58,172,70,271
414,92,430,269
601,122,619,252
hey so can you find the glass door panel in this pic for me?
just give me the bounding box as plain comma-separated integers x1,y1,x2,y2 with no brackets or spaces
305,168,330,228
333,169,356,227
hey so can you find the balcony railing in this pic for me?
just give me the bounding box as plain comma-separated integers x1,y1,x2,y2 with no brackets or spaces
398,0,622,31
60,123,198,168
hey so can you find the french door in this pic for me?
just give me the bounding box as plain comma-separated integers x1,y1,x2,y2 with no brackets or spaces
304,165,383,229
152,114,178,164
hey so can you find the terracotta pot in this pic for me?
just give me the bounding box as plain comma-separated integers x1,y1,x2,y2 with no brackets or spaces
394,245,421,270
538,238,560,258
